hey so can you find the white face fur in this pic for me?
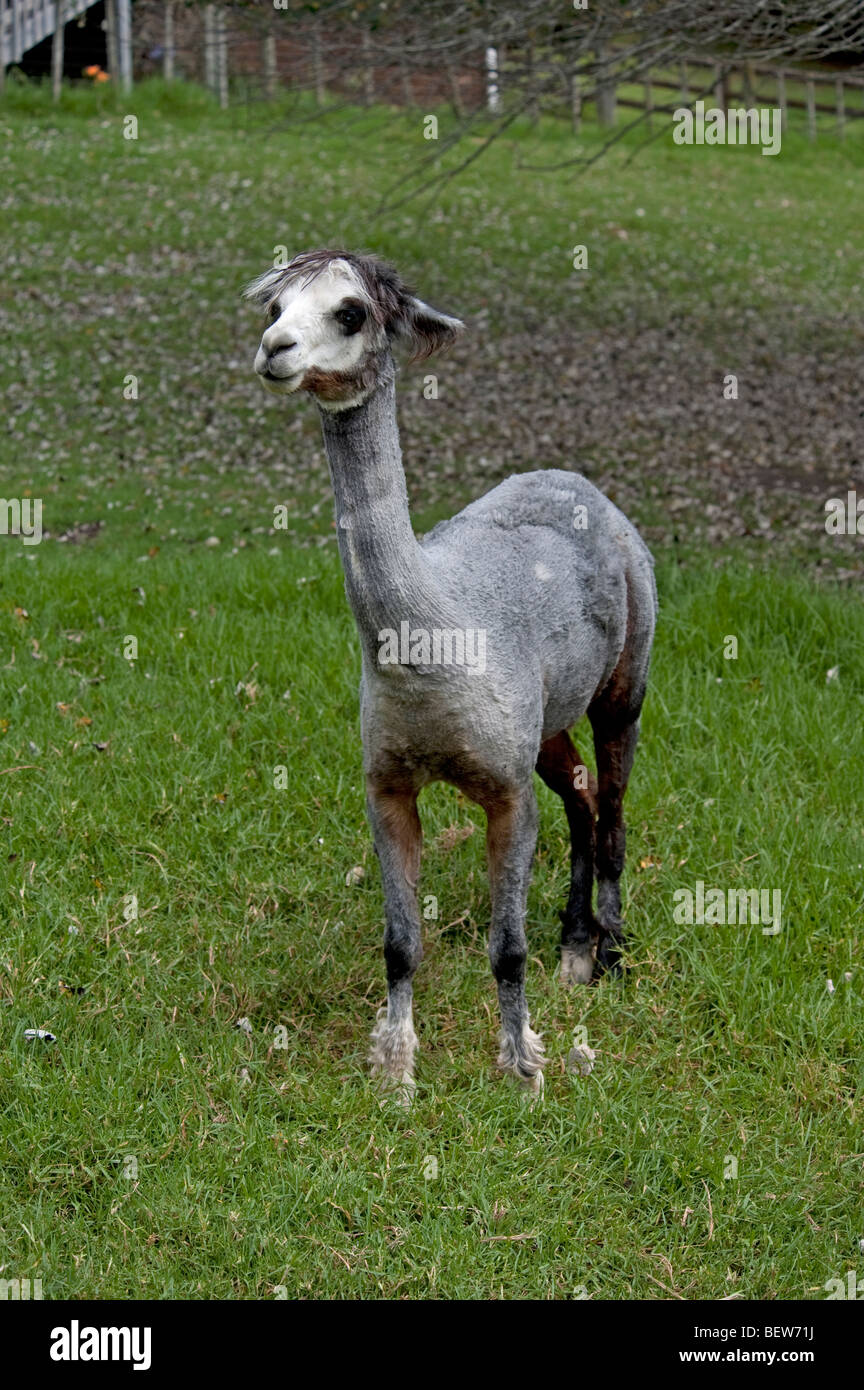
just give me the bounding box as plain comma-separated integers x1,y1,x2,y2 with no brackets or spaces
248,255,463,411
252,260,384,409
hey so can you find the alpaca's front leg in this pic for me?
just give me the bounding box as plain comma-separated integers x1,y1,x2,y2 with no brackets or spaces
365,781,423,1104
485,784,546,1094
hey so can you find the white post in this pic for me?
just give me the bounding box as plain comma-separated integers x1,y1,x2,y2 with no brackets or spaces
116,0,132,94
485,46,499,112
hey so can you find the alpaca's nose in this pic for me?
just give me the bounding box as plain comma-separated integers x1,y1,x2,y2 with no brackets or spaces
262,343,298,379
270,342,297,357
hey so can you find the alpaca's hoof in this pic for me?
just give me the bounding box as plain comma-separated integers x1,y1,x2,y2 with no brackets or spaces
567,1042,597,1077
369,1006,417,1107
560,942,596,986
523,1067,544,1105
593,928,626,978
372,1071,416,1109
498,1022,546,1101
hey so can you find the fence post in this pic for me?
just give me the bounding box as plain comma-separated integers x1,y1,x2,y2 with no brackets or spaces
163,2,174,80
400,59,414,108
835,76,845,137
12,0,22,67
714,64,726,110
104,0,118,79
526,37,539,123
485,45,499,113
446,60,464,119
644,78,653,130
742,61,755,105
362,29,374,106
203,5,214,93
776,69,786,132
806,78,815,139
264,31,277,101
215,6,228,108
312,18,325,105
570,68,581,133
679,61,689,106
51,0,64,101
595,41,616,125
116,0,132,93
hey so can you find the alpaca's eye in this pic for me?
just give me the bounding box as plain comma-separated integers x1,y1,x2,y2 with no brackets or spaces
335,305,366,334
268,302,281,323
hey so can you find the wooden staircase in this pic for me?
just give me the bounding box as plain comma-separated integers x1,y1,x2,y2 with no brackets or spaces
1,0,105,68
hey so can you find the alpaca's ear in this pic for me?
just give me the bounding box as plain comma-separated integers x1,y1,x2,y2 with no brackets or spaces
394,297,464,362
243,266,283,308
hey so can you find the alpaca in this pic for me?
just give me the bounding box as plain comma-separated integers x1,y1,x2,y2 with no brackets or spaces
246,249,657,1100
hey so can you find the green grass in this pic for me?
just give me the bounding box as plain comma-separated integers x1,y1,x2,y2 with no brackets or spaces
0,79,863,1300
0,545,862,1299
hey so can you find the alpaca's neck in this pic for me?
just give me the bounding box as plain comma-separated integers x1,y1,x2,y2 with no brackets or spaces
319,366,444,661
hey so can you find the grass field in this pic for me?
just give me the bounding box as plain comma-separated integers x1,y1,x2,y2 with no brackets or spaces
0,80,862,1300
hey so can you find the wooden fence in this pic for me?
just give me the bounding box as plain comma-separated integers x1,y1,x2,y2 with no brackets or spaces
2,0,863,140
600,55,864,138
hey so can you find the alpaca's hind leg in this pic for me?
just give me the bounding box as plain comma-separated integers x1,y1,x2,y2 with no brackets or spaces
536,731,598,986
587,706,642,976
587,564,655,976
484,784,546,1093
366,781,423,1103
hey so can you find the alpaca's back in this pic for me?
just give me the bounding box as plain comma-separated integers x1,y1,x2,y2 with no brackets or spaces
421,469,657,734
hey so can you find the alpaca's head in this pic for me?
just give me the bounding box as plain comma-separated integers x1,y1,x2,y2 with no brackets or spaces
245,249,463,411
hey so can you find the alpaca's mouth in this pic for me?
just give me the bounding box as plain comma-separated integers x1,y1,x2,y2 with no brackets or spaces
258,368,301,393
